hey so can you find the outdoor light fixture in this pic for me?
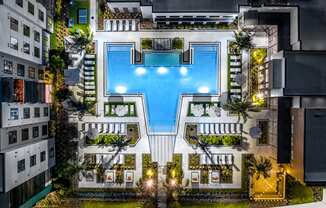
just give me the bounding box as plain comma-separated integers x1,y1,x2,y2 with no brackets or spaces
157,67,168,74
135,67,146,76
198,86,210,93
146,179,153,188
115,85,127,93
170,179,177,187
146,169,154,177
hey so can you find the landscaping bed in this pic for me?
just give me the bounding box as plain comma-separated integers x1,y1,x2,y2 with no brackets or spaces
142,154,158,180
68,0,90,33
82,201,143,208
186,134,242,146
249,48,267,102
188,154,200,170
141,38,153,50
172,38,184,50
105,102,137,117
166,154,183,184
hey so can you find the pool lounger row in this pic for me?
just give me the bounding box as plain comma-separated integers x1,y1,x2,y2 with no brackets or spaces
197,123,242,135
105,19,137,31
84,123,126,135
201,154,233,165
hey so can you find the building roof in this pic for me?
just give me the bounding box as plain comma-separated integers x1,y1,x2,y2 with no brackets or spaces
304,109,326,184
283,51,326,96
152,0,247,13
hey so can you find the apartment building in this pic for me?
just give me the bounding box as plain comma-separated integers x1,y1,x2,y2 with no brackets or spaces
0,0,54,207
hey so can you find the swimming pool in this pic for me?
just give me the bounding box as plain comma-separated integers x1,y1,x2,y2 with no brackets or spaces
106,44,219,133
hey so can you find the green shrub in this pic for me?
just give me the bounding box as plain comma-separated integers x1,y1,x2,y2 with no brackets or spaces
141,39,153,50
172,38,184,50
197,135,241,146
189,154,200,170
124,154,136,170
91,134,122,145
166,154,183,184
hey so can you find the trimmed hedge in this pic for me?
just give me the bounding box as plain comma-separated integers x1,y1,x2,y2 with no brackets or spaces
188,135,241,146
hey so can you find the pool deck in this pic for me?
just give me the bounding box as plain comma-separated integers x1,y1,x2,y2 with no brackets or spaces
75,0,273,190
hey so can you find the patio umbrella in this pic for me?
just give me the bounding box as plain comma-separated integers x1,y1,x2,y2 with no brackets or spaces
86,127,98,140
235,73,246,86
249,126,262,139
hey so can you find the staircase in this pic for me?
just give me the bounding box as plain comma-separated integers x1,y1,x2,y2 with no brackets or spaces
148,134,176,166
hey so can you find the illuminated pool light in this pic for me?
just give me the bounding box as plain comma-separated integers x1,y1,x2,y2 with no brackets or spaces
115,85,127,93
157,67,168,74
198,86,210,93
135,67,146,76
180,66,188,76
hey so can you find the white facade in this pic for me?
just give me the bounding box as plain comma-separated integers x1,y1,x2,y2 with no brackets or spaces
0,138,55,192
0,0,47,65
1,102,50,128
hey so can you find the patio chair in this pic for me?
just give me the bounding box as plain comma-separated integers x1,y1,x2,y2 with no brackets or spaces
125,20,130,31
204,123,210,134
91,123,96,129
221,155,226,165
118,20,123,31
220,123,225,134
199,123,205,134
112,20,117,31
105,20,112,31
209,123,215,134
225,123,230,133
230,123,236,134
213,154,218,164
200,154,206,165
84,123,89,132
103,123,109,133
109,123,114,133
230,88,241,93
214,123,220,134
132,20,136,31
227,155,233,165
114,123,120,134
120,123,126,134
236,124,242,133
97,123,103,133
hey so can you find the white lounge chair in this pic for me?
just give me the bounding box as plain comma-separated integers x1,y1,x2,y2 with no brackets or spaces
97,123,103,133
225,124,230,134
114,123,120,134
213,155,218,164
210,124,215,134
221,155,226,165
200,154,206,165
112,20,117,31
131,20,136,31
105,20,112,31
120,123,126,134
199,123,204,134
236,124,242,133
84,123,89,132
220,124,225,134
119,154,124,164
109,123,114,133
215,123,220,134
125,20,130,31
103,123,109,133
230,124,236,134
204,123,210,135
227,155,233,165
231,88,241,93
230,68,241,73
230,55,241,60
118,20,123,31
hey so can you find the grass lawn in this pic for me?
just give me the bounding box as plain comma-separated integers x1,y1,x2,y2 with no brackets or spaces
81,201,143,208
68,0,90,33
176,202,249,208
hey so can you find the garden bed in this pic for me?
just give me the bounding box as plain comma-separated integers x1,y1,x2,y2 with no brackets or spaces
188,154,200,170
166,154,183,184
172,38,184,50
249,48,267,100
124,154,136,170
68,0,90,33
142,154,158,180
186,133,242,146
141,38,153,50
105,102,137,117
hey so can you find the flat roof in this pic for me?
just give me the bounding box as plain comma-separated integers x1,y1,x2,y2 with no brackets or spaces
304,109,326,184
283,51,326,96
152,0,247,13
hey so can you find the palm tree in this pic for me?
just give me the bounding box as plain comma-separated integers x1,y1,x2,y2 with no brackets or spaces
247,156,272,180
70,28,93,51
106,135,131,166
222,95,260,123
233,30,253,51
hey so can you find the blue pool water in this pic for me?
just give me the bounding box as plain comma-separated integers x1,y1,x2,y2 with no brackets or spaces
106,44,219,132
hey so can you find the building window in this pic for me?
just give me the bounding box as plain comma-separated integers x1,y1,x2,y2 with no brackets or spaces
78,9,88,24
43,107,49,117
17,64,25,76
17,159,25,173
49,147,55,159
23,107,30,119
34,47,40,58
8,130,17,144
34,31,40,42
9,108,19,120
28,2,34,15
4,60,14,74
38,69,44,80
23,24,30,37
38,10,44,22
10,17,18,31
28,67,35,79
34,107,40,118
32,126,39,138
22,128,29,141
16,0,23,7
40,151,46,162
30,155,36,167
9,37,18,50
23,42,30,54
42,125,48,136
